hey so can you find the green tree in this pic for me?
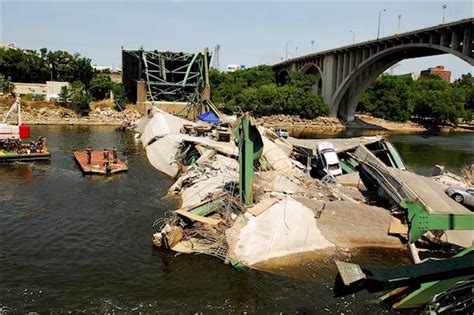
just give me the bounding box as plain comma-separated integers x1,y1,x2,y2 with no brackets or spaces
58,81,90,115
88,74,113,100
359,74,415,122
453,73,474,121
111,83,128,111
210,66,328,118
0,47,93,86
410,75,466,125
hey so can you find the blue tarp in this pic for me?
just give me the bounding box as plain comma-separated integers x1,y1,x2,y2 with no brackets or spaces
198,111,220,124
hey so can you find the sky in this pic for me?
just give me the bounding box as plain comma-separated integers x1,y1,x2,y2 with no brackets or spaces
1,1,473,80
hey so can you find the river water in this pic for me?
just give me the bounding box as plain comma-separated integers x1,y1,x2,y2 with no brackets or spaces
1,126,472,313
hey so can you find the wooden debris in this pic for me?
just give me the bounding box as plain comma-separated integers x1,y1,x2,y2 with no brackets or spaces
247,198,279,216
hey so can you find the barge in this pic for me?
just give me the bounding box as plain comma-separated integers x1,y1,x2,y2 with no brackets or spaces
74,151,128,175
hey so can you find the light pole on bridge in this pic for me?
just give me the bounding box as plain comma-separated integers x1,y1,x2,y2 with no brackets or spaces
377,9,386,40
349,30,355,44
285,41,292,60
442,4,447,24
396,14,402,35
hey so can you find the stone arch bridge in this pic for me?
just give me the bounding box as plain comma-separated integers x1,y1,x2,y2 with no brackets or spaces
273,18,473,122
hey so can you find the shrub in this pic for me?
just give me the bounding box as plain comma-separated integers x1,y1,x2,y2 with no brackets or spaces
58,81,90,115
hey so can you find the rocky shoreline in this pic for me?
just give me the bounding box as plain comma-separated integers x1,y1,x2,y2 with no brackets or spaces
0,99,141,126
2,99,472,132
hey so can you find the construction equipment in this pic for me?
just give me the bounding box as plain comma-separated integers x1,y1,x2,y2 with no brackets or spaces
1,97,30,140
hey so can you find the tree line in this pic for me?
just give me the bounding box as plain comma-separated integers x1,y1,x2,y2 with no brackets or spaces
210,66,329,119
0,47,126,115
359,73,473,124
210,65,473,125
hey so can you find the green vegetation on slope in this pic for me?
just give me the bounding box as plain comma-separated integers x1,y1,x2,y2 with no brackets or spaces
0,47,127,114
360,73,473,124
210,66,329,119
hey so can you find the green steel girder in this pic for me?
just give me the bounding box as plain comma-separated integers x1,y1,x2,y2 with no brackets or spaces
335,247,474,310
402,199,474,242
376,246,474,309
233,113,263,207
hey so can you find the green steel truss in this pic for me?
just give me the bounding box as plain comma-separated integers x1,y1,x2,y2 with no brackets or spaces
122,48,210,105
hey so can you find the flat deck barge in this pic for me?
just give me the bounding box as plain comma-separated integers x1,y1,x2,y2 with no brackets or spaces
74,151,128,175
0,150,51,162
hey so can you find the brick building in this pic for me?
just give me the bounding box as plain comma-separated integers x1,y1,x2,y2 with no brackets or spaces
420,65,451,82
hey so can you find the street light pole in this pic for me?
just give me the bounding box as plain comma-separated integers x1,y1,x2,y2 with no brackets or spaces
377,9,386,39
397,14,402,35
442,4,447,24
285,41,292,60
349,30,355,44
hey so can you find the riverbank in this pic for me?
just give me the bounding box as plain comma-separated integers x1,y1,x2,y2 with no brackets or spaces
2,98,472,133
0,98,140,126
256,114,474,134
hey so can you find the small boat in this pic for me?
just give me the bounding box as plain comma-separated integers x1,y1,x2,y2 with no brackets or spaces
0,97,51,162
73,151,128,175
0,149,51,162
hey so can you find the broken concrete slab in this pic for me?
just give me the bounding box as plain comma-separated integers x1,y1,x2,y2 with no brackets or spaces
233,197,334,266
317,201,403,249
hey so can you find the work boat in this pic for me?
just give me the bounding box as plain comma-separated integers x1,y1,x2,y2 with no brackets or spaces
0,97,50,161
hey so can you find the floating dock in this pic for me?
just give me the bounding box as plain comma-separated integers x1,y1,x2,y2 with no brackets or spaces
73,151,128,175
0,150,51,162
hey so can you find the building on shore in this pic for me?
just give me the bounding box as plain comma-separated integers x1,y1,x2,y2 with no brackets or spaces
9,81,69,100
420,65,451,82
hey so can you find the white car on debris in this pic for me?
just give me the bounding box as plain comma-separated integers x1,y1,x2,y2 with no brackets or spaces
274,128,289,139
316,142,342,177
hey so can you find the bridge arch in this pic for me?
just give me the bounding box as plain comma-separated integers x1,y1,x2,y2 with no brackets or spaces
299,63,323,94
276,69,290,85
332,43,474,121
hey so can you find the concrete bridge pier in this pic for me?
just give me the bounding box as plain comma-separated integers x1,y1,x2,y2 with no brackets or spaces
321,55,338,117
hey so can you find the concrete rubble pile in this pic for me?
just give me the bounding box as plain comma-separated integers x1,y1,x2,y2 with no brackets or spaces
135,108,412,270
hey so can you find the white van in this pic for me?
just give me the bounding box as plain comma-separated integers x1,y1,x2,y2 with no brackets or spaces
316,142,342,176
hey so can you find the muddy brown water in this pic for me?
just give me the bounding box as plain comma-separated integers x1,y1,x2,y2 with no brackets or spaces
1,126,472,313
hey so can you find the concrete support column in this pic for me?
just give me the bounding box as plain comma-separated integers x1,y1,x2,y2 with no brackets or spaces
355,49,362,67
336,54,344,86
349,51,356,72
451,30,461,51
343,52,350,79
136,80,148,115
440,31,450,47
463,27,472,56
322,55,338,117
137,80,146,103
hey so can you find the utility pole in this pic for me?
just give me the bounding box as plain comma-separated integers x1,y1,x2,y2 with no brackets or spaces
396,14,402,35
442,4,447,24
349,30,355,44
285,41,292,60
295,46,298,58
377,9,386,39
311,40,315,50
